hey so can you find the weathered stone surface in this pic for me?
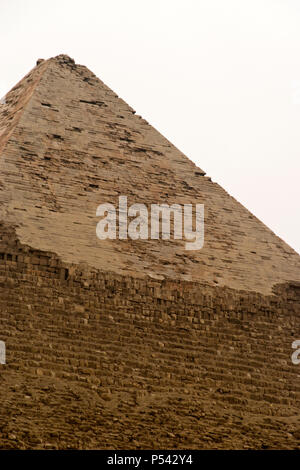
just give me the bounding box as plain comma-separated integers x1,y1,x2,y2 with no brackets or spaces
0,56,299,449
0,54,299,293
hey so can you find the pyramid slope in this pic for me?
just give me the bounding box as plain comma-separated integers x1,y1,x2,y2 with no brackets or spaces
0,59,49,155
0,54,299,294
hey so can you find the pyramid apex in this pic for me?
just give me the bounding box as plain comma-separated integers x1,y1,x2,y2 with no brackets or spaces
50,54,76,66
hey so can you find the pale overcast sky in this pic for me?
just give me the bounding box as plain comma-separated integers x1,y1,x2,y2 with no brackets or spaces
1,0,299,253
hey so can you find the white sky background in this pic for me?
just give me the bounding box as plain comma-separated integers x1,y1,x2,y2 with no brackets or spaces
0,0,299,253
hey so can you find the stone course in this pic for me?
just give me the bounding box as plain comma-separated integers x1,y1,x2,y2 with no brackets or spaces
0,224,298,449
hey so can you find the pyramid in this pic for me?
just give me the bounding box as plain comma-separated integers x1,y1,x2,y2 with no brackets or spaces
0,54,299,294
0,55,299,449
